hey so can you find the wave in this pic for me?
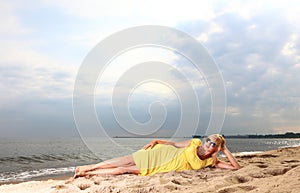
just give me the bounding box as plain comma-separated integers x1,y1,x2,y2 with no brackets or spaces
232,151,263,156
0,153,100,183
0,166,75,183
222,144,300,157
0,153,98,165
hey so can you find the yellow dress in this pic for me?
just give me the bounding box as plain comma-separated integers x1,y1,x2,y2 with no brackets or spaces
132,139,214,176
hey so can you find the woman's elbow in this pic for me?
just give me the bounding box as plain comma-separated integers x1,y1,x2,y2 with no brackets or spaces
233,164,241,170
224,164,241,170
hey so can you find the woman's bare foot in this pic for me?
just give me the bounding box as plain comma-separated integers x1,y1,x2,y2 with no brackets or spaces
74,169,87,178
74,166,92,177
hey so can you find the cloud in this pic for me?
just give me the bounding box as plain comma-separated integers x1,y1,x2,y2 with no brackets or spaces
45,0,215,24
1,0,300,138
170,1,300,134
273,126,300,133
0,1,33,35
0,1,79,108
0,39,75,104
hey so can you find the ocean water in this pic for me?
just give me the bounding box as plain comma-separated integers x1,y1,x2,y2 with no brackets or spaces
0,137,299,183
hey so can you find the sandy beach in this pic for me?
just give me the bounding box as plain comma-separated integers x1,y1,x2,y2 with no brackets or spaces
1,146,299,193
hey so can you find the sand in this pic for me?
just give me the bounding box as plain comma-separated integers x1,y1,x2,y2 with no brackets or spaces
0,146,299,193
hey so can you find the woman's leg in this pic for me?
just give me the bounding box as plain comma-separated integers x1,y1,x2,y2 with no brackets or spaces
75,155,136,176
81,165,140,176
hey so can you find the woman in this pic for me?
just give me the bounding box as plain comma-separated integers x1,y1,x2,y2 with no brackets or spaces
74,134,240,177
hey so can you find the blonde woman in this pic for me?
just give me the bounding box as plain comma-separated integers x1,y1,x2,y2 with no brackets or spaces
74,134,240,177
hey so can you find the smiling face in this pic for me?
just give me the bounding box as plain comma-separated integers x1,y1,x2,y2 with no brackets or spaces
204,137,219,153
204,134,225,154
205,138,217,148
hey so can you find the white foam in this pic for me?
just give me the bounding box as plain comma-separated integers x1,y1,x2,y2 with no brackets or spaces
233,151,263,156
218,151,263,158
0,166,75,183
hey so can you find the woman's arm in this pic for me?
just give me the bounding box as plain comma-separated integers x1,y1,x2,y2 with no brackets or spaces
143,139,191,150
214,147,241,169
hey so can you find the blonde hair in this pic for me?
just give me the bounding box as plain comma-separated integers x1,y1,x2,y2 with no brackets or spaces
208,134,226,166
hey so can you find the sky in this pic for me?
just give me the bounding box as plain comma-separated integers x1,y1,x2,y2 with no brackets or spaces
1,0,300,139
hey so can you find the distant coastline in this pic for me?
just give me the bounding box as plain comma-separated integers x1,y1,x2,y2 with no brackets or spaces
193,132,300,139
112,132,300,139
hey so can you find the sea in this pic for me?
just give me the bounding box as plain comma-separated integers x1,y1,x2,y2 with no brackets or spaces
0,137,300,184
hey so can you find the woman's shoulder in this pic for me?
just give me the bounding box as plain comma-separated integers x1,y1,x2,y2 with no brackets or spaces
190,138,202,146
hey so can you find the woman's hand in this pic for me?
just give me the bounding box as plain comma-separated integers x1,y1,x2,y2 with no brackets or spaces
143,140,158,150
215,146,241,169
143,139,191,150
220,145,227,152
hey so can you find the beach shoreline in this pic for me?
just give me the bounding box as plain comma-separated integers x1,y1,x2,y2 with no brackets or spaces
0,174,73,186
1,146,299,193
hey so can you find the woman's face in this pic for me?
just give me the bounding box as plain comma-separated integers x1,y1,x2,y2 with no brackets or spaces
204,137,219,153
